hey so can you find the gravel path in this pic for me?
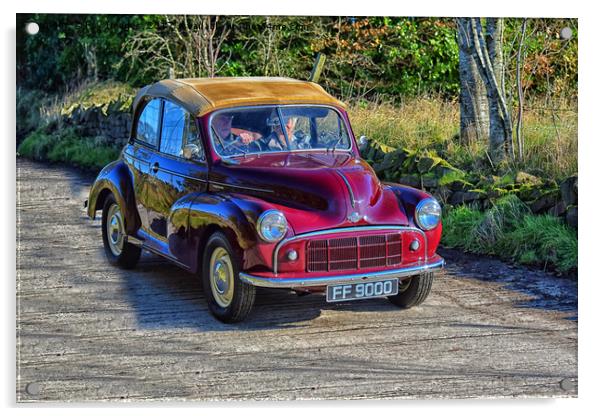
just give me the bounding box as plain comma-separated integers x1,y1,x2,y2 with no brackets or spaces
16,158,577,402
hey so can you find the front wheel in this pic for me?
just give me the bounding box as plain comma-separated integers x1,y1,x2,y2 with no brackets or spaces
387,272,434,308
101,194,141,269
201,232,256,323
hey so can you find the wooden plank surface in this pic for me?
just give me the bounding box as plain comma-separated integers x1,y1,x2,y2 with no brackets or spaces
16,159,577,402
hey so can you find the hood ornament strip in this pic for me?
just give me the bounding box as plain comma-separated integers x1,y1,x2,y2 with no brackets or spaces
335,170,356,209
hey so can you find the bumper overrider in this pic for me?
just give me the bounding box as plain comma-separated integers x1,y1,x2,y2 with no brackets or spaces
239,255,444,289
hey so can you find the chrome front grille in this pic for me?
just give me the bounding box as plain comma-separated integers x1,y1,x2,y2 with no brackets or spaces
307,233,403,272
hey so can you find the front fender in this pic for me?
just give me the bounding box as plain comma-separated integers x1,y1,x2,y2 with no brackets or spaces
386,183,442,258
386,182,432,221
185,192,279,272
87,159,141,235
187,194,258,251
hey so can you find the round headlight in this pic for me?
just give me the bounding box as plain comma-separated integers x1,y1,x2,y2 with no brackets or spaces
415,198,441,230
257,210,288,242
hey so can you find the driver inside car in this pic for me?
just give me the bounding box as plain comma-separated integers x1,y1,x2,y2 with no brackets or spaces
212,113,259,155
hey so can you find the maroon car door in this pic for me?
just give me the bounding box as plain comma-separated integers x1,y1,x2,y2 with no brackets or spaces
125,97,162,235
145,100,208,253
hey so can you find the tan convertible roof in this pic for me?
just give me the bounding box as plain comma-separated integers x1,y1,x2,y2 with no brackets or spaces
132,77,346,117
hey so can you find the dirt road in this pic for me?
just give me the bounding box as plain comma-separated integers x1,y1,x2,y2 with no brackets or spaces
16,158,577,402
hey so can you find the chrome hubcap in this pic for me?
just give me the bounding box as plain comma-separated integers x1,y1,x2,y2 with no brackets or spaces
209,247,234,308
106,203,124,256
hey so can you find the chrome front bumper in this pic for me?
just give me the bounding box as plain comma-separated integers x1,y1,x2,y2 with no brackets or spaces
239,256,445,289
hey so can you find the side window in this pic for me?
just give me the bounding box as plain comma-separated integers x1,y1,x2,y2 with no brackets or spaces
160,101,185,156
136,99,161,147
183,113,205,161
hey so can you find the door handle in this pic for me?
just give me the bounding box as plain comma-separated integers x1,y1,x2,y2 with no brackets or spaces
151,162,159,174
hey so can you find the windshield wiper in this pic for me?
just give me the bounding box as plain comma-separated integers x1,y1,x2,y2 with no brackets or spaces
326,132,344,153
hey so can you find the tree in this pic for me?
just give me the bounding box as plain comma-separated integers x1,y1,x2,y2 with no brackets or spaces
457,18,488,143
457,17,514,163
123,16,231,82
514,19,528,161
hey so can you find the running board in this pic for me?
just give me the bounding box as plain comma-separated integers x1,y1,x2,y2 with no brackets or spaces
125,234,190,271
124,234,144,247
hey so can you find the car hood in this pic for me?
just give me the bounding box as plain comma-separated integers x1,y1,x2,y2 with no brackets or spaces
209,152,410,234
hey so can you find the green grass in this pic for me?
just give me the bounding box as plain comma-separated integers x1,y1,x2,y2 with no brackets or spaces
442,194,577,273
21,83,577,182
348,96,578,181
500,215,578,274
440,205,486,253
18,128,120,171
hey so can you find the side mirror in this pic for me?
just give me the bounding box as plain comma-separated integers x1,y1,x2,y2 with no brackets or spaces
182,143,201,160
358,135,369,151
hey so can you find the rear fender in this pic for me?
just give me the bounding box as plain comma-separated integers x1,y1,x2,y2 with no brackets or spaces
87,160,141,235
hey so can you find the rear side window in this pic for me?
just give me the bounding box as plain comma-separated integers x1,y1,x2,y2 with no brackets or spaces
160,101,204,160
136,99,161,147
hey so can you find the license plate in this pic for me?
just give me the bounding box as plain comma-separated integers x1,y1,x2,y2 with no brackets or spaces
326,278,398,302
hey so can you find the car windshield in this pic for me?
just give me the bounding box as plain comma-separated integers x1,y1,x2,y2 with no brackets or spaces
210,105,352,157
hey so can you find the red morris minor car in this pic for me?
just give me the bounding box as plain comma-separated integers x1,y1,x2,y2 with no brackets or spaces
86,77,444,323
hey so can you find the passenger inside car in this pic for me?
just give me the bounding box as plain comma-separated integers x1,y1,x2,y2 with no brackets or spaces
263,116,297,151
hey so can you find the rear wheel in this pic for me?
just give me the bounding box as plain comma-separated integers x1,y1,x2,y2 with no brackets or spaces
201,232,256,323
101,194,141,269
387,272,434,308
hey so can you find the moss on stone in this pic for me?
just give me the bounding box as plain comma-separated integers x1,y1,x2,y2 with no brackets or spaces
515,171,543,186
61,81,135,116
486,187,509,199
438,170,467,186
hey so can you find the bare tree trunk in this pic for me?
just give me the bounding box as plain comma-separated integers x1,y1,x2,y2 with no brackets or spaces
475,18,513,161
457,18,489,144
515,19,527,162
84,43,98,82
457,17,514,164
486,19,504,99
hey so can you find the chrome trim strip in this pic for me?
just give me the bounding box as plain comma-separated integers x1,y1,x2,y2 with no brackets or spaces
240,258,444,288
335,170,356,208
208,180,274,194
155,166,208,182
123,151,151,166
272,225,428,274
